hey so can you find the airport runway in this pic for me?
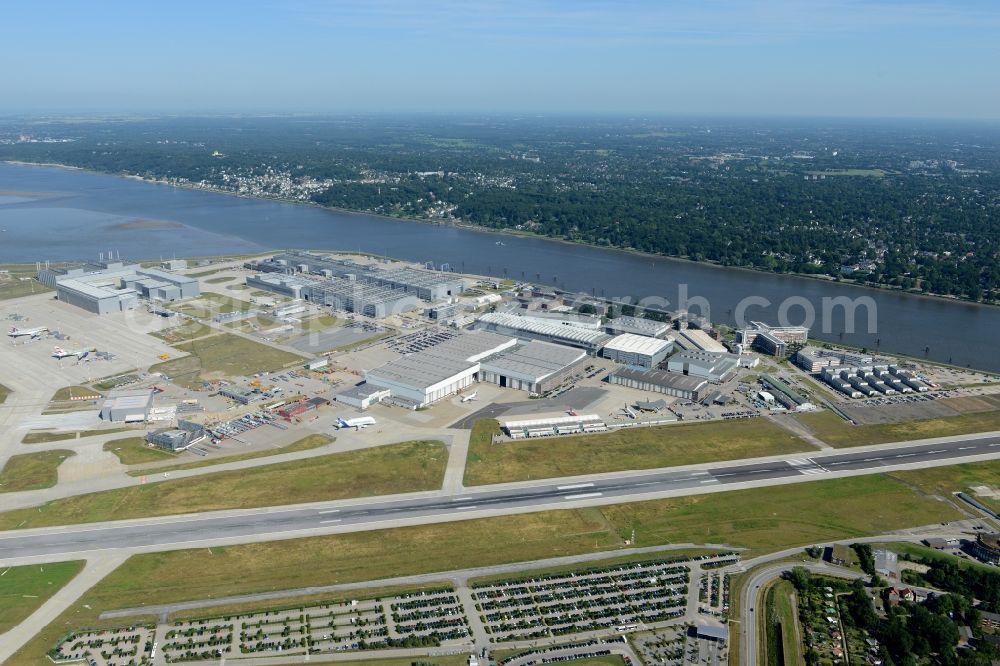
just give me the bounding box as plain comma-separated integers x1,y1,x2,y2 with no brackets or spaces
1,434,999,561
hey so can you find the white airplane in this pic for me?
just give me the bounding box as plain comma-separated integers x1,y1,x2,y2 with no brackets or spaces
623,405,637,419
8,326,48,339
461,391,478,403
53,345,96,360
336,416,376,430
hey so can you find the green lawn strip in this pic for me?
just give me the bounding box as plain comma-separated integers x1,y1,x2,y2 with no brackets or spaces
795,408,1000,448
867,542,997,574
468,547,724,587
148,321,212,344
762,579,802,666
12,471,961,664
49,386,99,402
127,434,332,476
0,561,86,634
21,427,136,444
0,382,10,405
0,440,445,530
102,437,178,466
464,418,810,485
0,450,75,493
204,276,235,284
148,332,306,388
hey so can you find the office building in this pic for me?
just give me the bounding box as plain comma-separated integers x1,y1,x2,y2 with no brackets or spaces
737,321,809,357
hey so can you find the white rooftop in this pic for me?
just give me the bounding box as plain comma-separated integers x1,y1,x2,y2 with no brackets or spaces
603,333,673,356
477,312,612,346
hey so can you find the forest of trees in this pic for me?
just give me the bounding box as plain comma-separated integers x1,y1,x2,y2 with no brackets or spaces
2,115,998,302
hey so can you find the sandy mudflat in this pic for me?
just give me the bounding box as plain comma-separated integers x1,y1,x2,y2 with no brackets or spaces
108,218,185,231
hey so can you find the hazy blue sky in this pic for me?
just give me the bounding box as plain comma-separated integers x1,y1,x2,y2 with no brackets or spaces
3,0,999,119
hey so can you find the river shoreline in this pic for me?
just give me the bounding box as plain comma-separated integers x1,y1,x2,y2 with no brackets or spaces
2,159,996,312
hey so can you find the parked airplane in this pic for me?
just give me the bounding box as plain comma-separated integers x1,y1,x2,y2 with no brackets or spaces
336,416,376,430
622,405,637,419
53,345,96,360
8,326,47,339
460,391,478,403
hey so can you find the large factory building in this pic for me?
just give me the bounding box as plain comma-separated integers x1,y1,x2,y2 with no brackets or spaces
601,333,674,368
479,341,588,393
365,332,517,407
39,261,200,315
474,312,612,353
249,251,464,301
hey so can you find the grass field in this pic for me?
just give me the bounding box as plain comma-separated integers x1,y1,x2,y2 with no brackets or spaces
464,418,810,485
796,408,1000,448
890,459,1000,510
0,450,74,493
21,427,135,444
102,437,177,466
149,320,212,344
49,385,99,402
204,275,235,284
300,314,342,332
0,561,85,634
127,433,333,476
199,291,254,312
10,468,964,665
762,579,802,666
148,332,305,388
0,265,52,300
0,440,446,530
0,382,9,405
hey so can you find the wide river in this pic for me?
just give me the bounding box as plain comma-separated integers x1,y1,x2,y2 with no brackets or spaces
0,162,996,371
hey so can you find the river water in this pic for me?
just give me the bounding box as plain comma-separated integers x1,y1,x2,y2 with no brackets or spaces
0,162,996,371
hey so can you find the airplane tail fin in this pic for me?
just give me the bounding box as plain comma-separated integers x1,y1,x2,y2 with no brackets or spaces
337,418,349,428
53,346,65,355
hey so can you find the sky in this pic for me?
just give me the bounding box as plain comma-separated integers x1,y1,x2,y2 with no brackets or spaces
2,0,999,119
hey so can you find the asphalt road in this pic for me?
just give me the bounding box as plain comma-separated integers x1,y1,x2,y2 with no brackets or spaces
1,434,999,561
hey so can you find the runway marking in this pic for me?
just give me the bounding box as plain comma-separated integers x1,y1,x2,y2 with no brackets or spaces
691,471,710,476
450,496,474,502
317,509,341,515
564,492,603,500
959,446,976,450
699,479,717,484
453,506,478,511
633,481,660,487
896,453,916,458
557,483,595,491
320,519,342,524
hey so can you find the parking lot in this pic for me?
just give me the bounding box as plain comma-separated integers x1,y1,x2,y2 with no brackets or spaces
51,624,155,666
471,558,697,643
